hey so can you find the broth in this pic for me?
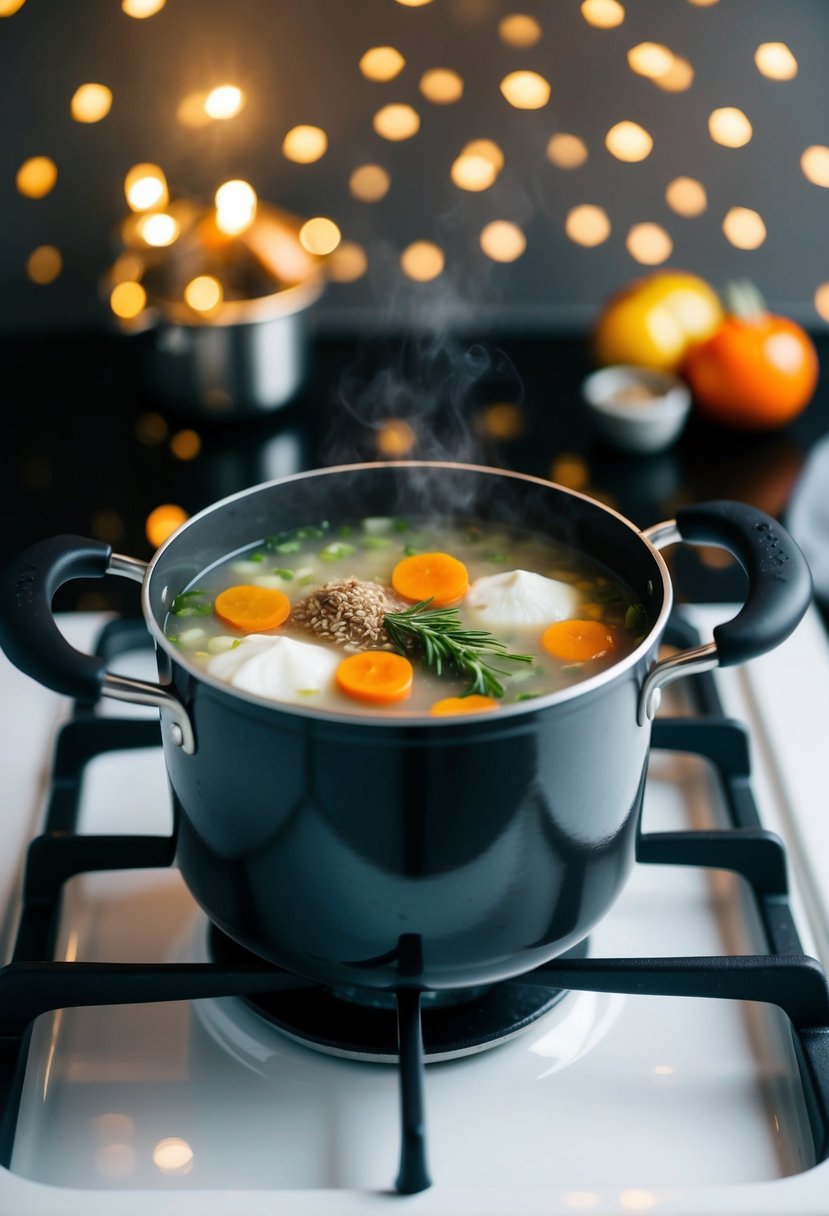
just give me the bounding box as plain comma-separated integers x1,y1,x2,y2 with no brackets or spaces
164,515,647,717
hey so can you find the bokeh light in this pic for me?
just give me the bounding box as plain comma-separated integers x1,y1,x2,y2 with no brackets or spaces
16,156,58,199
70,83,113,123
282,125,328,164
299,217,342,255
547,133,588,168
122,0,166,15
0,0,27,13
498,14,542,47
708,107,752,148
394,0,433,6
801,145,829,187
215,180,257,235
451,152,497,192
653,56,694,92
665,176,707,217
349,164,391,201
184,276,223,312
580,0,625,29
480,221,526,262
136,212,180,247
110,281,147,320
26,245,62,285
124,164,168,212
400,241,445,281
359,46,405,82
626,222,673,264
373,104,420,140
419,69,464,104
627,43,675,79
479,403,525,439
203,84,245,120
170,430,202,461
754,42,798,80
499,71,551,109
376,419,417,456
814,284,829,323
722,207,766,249
605,121,653,162
327,241,368,282
565,205,611,247
146,505,188,549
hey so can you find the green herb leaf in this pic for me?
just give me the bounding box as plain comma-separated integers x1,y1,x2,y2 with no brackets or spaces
384,600,533,699
273,568,295,580
485,553,507,564
625,603,649,634
170,590,212,617
249,552,265,563
514,692,540,702
402,542,419,556
231,639,242,649
319,542,357,562
363,535,391,550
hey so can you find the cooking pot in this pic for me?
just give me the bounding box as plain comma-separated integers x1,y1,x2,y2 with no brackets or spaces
0,463,812,992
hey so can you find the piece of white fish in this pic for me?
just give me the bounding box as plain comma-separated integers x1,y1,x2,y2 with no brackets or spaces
206,634,341,704
465,569,580,629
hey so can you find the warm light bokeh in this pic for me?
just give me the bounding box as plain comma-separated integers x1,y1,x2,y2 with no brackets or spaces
626,222,673,265
214,180,257,235
499,71,551,109
498,14,542,47
110,281,147,320
327,241,368,282
146,505,188,549
565,205,611,247
814,284,829,323
373,104,421,140
122,0,166,15
169,430,202,461
299,217,342,255
480,221,527,263
349,164,391,201
801,145,829,187
137,212,180,247
203,84,245,120
16,156,58,199
70,83,113,123
26,245,62,285
627,43,675,79
605,121,653,162
124,164,168,212
0,0,27,13
754,42,798,80
184,276,223,312
359,46,406,82
547,133,588,168
665,176,707,217
400,241,445,281
376,419,417,456
451,153,497,192
282,125,328,164
653,56,694,92
708,107,752,148
722,207,766,249
419,69,464,104
580,0,625,29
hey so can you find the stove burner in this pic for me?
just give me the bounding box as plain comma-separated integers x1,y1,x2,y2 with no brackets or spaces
209,926,587,1062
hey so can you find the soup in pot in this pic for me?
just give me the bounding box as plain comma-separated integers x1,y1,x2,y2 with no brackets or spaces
163,515,648,716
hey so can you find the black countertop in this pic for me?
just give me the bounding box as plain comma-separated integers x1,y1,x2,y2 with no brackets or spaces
2,329,828,617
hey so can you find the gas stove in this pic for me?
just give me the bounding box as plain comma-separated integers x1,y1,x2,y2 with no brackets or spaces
2,606,829,1214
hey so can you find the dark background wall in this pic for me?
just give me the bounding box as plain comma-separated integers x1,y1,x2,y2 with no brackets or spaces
2,0,828,333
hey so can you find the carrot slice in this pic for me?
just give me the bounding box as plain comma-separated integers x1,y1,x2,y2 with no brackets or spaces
541,619,617,663
430,695,499,717
391,552,469,606
214,584,291,633
336,651,413,704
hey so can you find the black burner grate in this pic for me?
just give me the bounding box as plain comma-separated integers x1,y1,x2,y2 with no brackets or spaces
1,615,828,1194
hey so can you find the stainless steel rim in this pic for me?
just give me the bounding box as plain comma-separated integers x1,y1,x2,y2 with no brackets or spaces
139,461,676,730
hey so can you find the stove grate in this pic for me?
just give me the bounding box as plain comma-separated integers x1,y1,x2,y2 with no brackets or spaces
1,616,828,1193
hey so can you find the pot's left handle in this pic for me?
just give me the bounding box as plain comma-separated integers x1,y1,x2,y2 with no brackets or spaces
0,535,195,753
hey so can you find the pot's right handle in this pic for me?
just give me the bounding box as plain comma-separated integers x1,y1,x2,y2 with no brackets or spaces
639,501,813,723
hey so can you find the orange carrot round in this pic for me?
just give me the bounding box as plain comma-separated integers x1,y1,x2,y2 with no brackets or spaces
336,651,413,704
541,619,617,663
214,584,291,633
430,695,499,717
391,552,469,606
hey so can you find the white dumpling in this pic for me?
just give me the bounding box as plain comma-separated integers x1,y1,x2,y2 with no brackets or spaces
465,569,580,629
206,634,341,705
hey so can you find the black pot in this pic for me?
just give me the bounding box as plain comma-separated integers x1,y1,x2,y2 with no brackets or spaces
0,463,812,991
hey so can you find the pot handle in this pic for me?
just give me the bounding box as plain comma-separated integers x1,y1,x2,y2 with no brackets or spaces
0,535,195,753
639,501,812,723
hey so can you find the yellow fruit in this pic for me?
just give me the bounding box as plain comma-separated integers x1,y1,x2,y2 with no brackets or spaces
594,272,723,372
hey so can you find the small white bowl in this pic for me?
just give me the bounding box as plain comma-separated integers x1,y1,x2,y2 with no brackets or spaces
581,365,692,455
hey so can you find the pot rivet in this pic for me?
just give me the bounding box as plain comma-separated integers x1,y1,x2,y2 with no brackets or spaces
169,723,184,747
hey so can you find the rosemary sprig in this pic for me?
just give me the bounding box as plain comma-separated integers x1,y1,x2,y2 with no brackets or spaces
384,600,533,698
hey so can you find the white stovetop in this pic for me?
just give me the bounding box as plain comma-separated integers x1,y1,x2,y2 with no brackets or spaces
1,608,829,1215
